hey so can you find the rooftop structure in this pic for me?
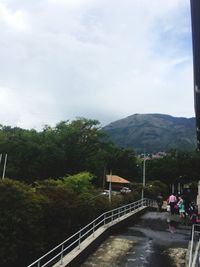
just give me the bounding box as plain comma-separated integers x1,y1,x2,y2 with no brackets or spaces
106,175,130,184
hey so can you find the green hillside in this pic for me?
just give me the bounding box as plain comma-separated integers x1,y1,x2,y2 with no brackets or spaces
103,114,196,153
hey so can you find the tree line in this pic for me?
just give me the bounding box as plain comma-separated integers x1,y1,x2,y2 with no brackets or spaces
0,118,199,187
0,118,139,184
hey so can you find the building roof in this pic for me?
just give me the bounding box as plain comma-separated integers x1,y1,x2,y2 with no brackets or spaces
106,175,130,184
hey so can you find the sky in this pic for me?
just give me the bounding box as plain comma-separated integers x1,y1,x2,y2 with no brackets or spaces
0,0,194,129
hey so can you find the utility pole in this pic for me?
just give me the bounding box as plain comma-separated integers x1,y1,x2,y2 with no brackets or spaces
109,170,112,203
2,154,7,180
102,165,106,190
178,183,181,193
141,155,146,203
172,184,175,194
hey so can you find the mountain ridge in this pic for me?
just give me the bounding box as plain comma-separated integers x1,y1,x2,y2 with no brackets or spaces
103,113,196,153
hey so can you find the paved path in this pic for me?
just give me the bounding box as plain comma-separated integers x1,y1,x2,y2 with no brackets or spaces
81,211,191,267
53,206,146,267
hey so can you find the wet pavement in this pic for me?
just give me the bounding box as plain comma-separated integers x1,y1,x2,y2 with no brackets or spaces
80,211,191,267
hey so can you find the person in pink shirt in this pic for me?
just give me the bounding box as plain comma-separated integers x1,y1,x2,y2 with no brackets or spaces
167,193,177,215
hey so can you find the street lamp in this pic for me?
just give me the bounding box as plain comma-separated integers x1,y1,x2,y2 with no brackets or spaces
90,191,108,200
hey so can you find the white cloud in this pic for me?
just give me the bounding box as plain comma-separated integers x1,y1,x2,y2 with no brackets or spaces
48,0,93,7
0,0,194,129
0,3,27,31
0,85,57,129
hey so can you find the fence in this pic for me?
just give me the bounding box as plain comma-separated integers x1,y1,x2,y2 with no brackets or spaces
27,198,155,267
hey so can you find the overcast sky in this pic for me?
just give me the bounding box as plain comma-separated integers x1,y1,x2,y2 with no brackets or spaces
0,0,194,129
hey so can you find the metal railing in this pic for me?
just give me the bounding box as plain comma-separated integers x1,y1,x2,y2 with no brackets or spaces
188,224,200,267
27,198,155,267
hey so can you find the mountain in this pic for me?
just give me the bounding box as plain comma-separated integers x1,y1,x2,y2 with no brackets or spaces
103,114,196,153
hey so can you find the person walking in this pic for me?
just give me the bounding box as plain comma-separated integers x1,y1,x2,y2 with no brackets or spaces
183,194,190,215
177,196,185,219
168,193,177,215
157,193,163,212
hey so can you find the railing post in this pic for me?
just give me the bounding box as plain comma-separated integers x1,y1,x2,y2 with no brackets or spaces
93,221,95,237
111,211,113,224
104,214,106,226
60,244,64,265
191,240,200,267
78,231,81,249
189,224,195,267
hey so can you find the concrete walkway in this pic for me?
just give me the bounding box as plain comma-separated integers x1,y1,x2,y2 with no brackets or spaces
81,211,191,267
53,206,146,267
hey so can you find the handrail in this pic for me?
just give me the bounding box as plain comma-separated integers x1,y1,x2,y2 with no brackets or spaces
192,240,200,267
188,224,200,267
27,198,154,267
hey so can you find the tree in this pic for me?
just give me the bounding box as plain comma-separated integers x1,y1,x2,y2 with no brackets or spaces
105,145,139,181
146,150,200,186
63,172,94,194
0,179,45,267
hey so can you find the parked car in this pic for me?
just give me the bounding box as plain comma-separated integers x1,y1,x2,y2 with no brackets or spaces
120,187,131,193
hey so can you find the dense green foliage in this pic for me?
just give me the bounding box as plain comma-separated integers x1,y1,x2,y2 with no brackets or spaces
0,119,139,184
0,179,44,267
103,113,196,153
0,173,140,267
146,150,200,185
0,176,98,267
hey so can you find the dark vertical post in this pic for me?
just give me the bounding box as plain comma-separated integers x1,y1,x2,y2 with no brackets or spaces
190,0,200,150
2,154,7,180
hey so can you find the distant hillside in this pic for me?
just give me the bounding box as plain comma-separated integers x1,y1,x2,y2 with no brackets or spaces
103,114,196,153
